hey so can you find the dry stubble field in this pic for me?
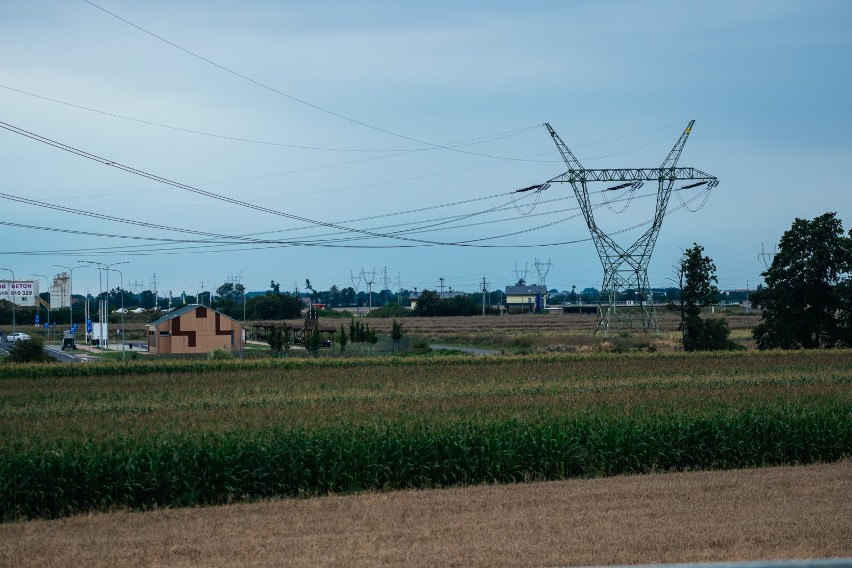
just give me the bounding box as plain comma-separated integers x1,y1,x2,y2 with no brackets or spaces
1,461,849,567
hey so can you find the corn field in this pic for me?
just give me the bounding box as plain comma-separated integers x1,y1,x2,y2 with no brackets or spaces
1,350,850,521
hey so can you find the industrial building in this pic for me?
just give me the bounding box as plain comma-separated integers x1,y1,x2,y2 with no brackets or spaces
504,285,548,314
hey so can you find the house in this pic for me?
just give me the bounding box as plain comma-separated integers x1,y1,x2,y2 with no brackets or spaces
147,304,244,354
504,285,548,314
408,290,466,310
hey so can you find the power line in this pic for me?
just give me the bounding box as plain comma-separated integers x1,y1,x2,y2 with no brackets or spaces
83,0,548,162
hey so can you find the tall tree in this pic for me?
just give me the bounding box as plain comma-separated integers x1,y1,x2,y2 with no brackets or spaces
391,319,405,352
674,244,735,351
752,212,852,349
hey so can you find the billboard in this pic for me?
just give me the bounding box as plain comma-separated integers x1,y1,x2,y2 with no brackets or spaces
0,280,39,307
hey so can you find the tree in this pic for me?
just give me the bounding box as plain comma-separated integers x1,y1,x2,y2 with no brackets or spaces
338,323,348,353
267,324,283,357
391,319,405,351
306,325,322,357
674,244,737,351
752,213,852,349
412,290,441,317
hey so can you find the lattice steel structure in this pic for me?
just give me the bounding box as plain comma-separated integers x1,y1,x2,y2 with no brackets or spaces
545,121,718,335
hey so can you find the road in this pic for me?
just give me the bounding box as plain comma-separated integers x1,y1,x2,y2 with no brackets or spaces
0,339,90,363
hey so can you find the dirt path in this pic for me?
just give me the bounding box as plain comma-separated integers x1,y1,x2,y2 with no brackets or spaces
1,461,849,567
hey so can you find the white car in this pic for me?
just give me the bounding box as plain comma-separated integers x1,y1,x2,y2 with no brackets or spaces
6,332,31,342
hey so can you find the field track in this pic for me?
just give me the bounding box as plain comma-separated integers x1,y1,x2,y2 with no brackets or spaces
1,460,849,567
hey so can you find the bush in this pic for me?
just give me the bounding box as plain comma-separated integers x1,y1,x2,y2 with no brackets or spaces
207,349,233,360
6,336,53,363
684,318,743,352
366,303,410,318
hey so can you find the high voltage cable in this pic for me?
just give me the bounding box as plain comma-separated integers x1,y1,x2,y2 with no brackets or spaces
0,188,709,256
10,190,701,256
0,120,505,248
83,0,550,163
0,83,543,155
0,120,561,249
0,84,407,152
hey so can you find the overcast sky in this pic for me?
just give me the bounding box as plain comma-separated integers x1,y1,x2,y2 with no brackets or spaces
2,1,850,298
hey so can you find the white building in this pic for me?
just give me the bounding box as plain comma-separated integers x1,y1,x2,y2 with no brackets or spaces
50,272,72,310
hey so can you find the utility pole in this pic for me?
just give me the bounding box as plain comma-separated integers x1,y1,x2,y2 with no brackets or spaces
481,277,488,316
84,261,128,350
151,273,159,311
55,264,87,331
438,277,446,293
32,274,50,342
396,273,402,305
0,268,16,335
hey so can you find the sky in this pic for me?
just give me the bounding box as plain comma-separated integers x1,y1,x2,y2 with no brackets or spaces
1,1,851,299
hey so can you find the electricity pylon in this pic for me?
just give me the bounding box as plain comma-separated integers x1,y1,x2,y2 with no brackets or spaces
545,121,718,335
533,258,552,289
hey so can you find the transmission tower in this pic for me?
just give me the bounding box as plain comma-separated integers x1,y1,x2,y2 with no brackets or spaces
381,266,390,306
759,243,776,269
545,121,718,335
350,271,362,315
533,258,553,289
360,268,376,310
513,262,529,285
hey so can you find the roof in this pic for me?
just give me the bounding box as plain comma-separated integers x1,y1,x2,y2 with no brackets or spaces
504,285,548,295
148,304,238,327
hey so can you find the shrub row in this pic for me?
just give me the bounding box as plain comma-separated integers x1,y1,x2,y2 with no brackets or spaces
2,404,849,522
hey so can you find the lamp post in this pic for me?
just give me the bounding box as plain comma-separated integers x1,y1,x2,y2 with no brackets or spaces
54,264,87,330
32,274,50,342
0,267,16,335
106,267,126,361
84,261,128,351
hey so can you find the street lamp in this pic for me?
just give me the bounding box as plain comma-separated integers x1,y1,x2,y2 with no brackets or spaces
0,267,16,335
84,261,128,351
106,267,126,361
32,274,50,342
54,264,88,330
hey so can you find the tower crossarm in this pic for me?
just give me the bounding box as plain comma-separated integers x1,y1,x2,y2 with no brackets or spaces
547,167,716,184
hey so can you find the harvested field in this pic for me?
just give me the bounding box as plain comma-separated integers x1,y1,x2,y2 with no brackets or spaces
1,461,849,567
103,311,763,351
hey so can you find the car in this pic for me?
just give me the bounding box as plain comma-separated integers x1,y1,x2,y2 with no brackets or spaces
131,308,146,314
6,332,31,342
